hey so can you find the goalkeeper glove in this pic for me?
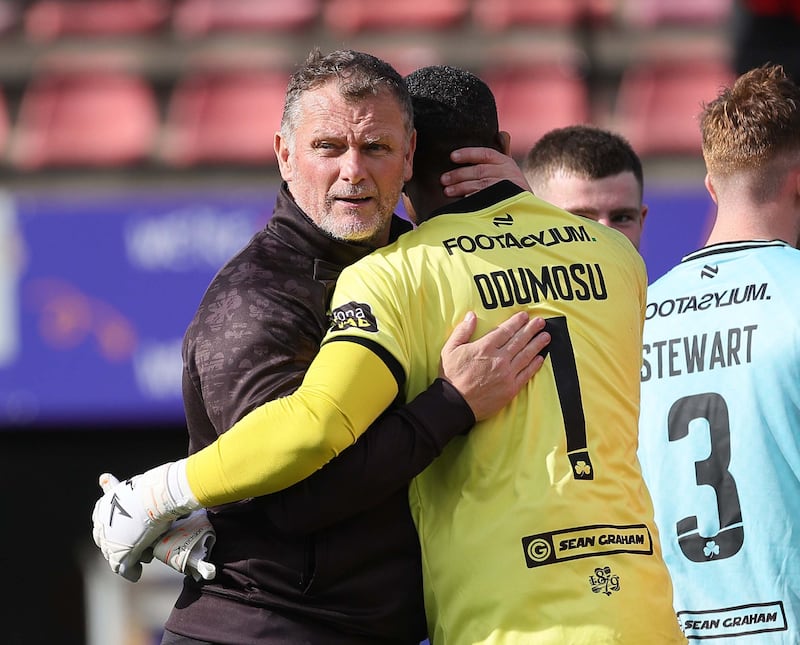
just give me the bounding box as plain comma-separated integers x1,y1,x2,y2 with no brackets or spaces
153,509,216,581
91,460,200,582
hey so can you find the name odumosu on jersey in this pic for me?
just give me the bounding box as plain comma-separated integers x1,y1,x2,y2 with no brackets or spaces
446,223,608,310
330,221,611,332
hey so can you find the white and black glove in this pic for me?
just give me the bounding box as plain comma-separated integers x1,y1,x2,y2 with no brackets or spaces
153,510,217,581
91,460,200,582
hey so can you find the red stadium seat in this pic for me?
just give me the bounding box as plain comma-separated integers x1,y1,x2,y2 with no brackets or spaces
160,70,288,167
172,0,320,36
323,0,469,34
612,59,735,156
23,0,169,41
485,65,591,158
9,70,159,169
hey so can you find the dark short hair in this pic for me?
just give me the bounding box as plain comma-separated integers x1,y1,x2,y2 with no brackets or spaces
280,48,413,148
522,125,643,195
405,65,501,181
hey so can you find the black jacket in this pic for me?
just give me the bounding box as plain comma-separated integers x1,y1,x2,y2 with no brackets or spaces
164,184,474,645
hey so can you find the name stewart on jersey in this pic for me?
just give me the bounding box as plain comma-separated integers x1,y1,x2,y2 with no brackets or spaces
442,223,594,255
641,325,757,381
475,263,607,310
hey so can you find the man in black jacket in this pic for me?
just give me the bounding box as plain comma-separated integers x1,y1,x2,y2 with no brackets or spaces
156,49,547,645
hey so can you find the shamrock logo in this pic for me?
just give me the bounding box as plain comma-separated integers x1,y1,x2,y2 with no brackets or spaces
574,461,592,476
703,540,720,559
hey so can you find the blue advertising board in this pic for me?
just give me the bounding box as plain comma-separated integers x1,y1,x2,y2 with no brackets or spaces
0,187,274,426
0,184,714,428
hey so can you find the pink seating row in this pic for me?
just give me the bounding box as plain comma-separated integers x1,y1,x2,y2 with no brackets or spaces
0,58,734,170
6,0,733,40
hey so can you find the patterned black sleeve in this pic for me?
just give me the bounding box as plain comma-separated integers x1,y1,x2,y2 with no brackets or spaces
257,378,475,534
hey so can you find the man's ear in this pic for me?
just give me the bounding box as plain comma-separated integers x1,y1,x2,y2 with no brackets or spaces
498,131,512,155
404,129,417,183
704,173,718,204
795,166,800,200
274,131,292,181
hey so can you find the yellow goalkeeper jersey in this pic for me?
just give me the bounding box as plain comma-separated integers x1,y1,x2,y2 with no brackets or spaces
322,182,683,644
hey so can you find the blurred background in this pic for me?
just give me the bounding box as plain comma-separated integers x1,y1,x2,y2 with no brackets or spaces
0,0,796,643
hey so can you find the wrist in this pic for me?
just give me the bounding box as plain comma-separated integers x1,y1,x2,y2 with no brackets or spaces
143,460,200,522
167,458,200,513
435,377,477,434
412,378,476,448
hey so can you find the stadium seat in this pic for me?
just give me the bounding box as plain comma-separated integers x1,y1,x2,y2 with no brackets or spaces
323,0,469,34
23,0,169,41
485,65,591,158
160,69,288,167
9,70,159,169
619,0,733,27
612,59,735,156
172,0,320,36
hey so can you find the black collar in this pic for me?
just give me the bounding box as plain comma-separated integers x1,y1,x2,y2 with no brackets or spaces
268,182,412,267
426,180,526,220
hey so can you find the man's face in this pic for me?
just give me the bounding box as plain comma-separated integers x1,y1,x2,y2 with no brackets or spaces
535,169,647,249
275,81,415,246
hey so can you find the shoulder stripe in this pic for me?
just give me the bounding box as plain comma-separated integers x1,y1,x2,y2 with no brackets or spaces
323,335,407,404
683,240,790,263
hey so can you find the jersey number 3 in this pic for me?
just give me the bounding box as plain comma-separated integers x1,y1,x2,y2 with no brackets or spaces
668,392,744,562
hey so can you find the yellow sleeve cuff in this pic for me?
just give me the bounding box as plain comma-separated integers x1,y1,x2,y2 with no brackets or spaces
186,341,399,506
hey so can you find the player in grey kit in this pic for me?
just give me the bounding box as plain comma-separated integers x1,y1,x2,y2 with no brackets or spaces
638,64,800,643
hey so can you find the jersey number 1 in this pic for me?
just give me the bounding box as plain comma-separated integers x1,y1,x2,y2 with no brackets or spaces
545,316,593,480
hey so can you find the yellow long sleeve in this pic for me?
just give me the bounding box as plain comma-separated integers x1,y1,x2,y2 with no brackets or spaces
186,341,399,506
